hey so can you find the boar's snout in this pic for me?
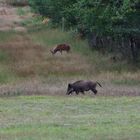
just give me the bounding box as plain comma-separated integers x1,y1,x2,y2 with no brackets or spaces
66,90,72,95
66,83,73,95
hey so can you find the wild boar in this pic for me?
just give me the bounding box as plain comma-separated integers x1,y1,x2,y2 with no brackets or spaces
50,44,70,55
66,80,102,95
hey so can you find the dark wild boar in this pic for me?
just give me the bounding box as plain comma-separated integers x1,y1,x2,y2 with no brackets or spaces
66,80,102,95
50,44,70,55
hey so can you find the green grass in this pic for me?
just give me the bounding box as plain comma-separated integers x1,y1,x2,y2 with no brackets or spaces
0,51,9,62
0,96,140,140
16,6,43,27
29,28,94,57
0,71,11,84
20,16,43,27
112,79,140,86
17,7,26,16
29,28,74,46
0,31,15,43
0,65,17,84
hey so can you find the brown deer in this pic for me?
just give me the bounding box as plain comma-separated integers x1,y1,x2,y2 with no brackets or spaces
50,44,70,55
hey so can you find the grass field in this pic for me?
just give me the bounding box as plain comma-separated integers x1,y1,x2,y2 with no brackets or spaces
0,96,140,140
0,4,140,140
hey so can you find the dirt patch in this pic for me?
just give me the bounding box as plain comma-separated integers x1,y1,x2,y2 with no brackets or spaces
0,3,30,31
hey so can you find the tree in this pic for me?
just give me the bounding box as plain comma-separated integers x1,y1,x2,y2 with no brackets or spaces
29,0,77,25
29,0,140,62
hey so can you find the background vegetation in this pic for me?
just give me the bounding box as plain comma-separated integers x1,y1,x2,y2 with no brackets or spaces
29,0,140,63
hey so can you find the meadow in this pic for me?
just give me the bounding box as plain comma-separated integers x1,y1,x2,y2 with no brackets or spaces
0,96,140,140
0,28,140,86
0,4,140,140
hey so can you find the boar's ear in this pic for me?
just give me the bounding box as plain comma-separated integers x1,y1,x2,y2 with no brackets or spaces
68,83,72,88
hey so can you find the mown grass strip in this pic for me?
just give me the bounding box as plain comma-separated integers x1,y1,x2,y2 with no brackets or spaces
0,96,140,140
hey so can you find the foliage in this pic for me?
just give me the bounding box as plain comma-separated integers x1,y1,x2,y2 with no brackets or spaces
29,0,77,25
29,0,140,62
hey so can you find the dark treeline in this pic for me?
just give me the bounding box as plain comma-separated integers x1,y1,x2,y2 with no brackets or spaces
29,0,140,63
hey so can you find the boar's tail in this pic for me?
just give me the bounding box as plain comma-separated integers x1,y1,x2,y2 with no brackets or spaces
96,82,102,87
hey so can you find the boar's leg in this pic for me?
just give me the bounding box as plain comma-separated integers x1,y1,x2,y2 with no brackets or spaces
81,91,85,95
66,89,73,95
75,91,79,95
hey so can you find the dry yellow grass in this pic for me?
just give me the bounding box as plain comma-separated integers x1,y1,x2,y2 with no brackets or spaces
0,34,92,79
0,30,140,96
1,33,140,82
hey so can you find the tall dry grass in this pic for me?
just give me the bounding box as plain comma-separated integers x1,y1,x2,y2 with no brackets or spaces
0,28,140,85
0,32,92,84
29,28,140,84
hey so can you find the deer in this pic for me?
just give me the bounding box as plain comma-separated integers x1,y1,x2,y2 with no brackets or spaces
50,44,70,55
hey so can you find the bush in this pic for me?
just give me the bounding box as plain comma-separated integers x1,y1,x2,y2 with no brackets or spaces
29,0,140,62
29,0,77,25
